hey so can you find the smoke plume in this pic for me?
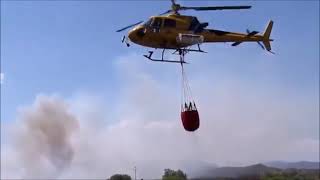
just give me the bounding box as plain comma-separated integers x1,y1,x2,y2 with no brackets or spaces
12,95,79,179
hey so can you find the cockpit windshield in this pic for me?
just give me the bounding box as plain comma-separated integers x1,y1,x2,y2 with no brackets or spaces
143,19,152,27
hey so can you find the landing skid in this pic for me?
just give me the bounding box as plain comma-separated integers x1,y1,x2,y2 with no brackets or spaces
172,44,207,55
143,50,187,64
143,45,206,64
144,51,185,63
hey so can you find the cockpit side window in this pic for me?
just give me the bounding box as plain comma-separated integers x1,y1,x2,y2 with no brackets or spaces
164,19,176,28
151,18,162,28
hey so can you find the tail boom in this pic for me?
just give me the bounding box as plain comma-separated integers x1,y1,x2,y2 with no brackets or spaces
202,20,274,52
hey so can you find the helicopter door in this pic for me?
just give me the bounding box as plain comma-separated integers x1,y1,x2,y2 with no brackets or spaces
150,17,162,33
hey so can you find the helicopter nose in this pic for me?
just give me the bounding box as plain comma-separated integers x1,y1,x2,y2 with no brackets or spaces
128,26,145,42
128,30,136,42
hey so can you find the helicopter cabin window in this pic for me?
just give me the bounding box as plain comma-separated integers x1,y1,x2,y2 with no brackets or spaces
164,19,176,28
151,18,162,28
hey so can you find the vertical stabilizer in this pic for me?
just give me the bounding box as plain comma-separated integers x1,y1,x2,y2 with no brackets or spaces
263,20,274,52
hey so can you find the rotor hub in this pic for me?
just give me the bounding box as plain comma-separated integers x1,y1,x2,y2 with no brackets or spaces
171,3,181,13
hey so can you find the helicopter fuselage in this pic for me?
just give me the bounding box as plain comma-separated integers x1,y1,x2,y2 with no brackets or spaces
127,14,272,51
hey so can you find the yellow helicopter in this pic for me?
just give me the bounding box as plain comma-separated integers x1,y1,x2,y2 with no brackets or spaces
116,0,274,63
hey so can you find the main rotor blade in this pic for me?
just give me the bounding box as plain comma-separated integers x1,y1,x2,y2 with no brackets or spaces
180,5,251,11
159,9,172,15
116,21,144,32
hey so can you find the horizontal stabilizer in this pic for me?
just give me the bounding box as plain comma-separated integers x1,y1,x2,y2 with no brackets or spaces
231,30,259,47
246,30,259,36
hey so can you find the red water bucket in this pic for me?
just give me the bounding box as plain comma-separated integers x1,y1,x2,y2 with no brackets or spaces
181,110,200,131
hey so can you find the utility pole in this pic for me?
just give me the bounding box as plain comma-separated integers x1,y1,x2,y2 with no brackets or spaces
134,166,136,180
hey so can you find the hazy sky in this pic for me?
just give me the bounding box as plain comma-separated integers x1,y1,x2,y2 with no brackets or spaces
1,0,319,179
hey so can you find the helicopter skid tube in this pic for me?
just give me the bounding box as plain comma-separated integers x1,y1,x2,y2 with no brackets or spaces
145,58,187,64
143,45,209,64
143,50,187,64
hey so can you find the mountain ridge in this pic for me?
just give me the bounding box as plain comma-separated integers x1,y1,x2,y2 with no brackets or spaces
264,161,319,170
190,161,319,179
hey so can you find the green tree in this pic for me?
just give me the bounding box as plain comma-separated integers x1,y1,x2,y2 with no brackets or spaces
109,174,132,180
162,168,187,180
261,170,320,180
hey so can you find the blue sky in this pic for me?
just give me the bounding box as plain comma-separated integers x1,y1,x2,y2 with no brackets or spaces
1,0,319,178
1,0,319,123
